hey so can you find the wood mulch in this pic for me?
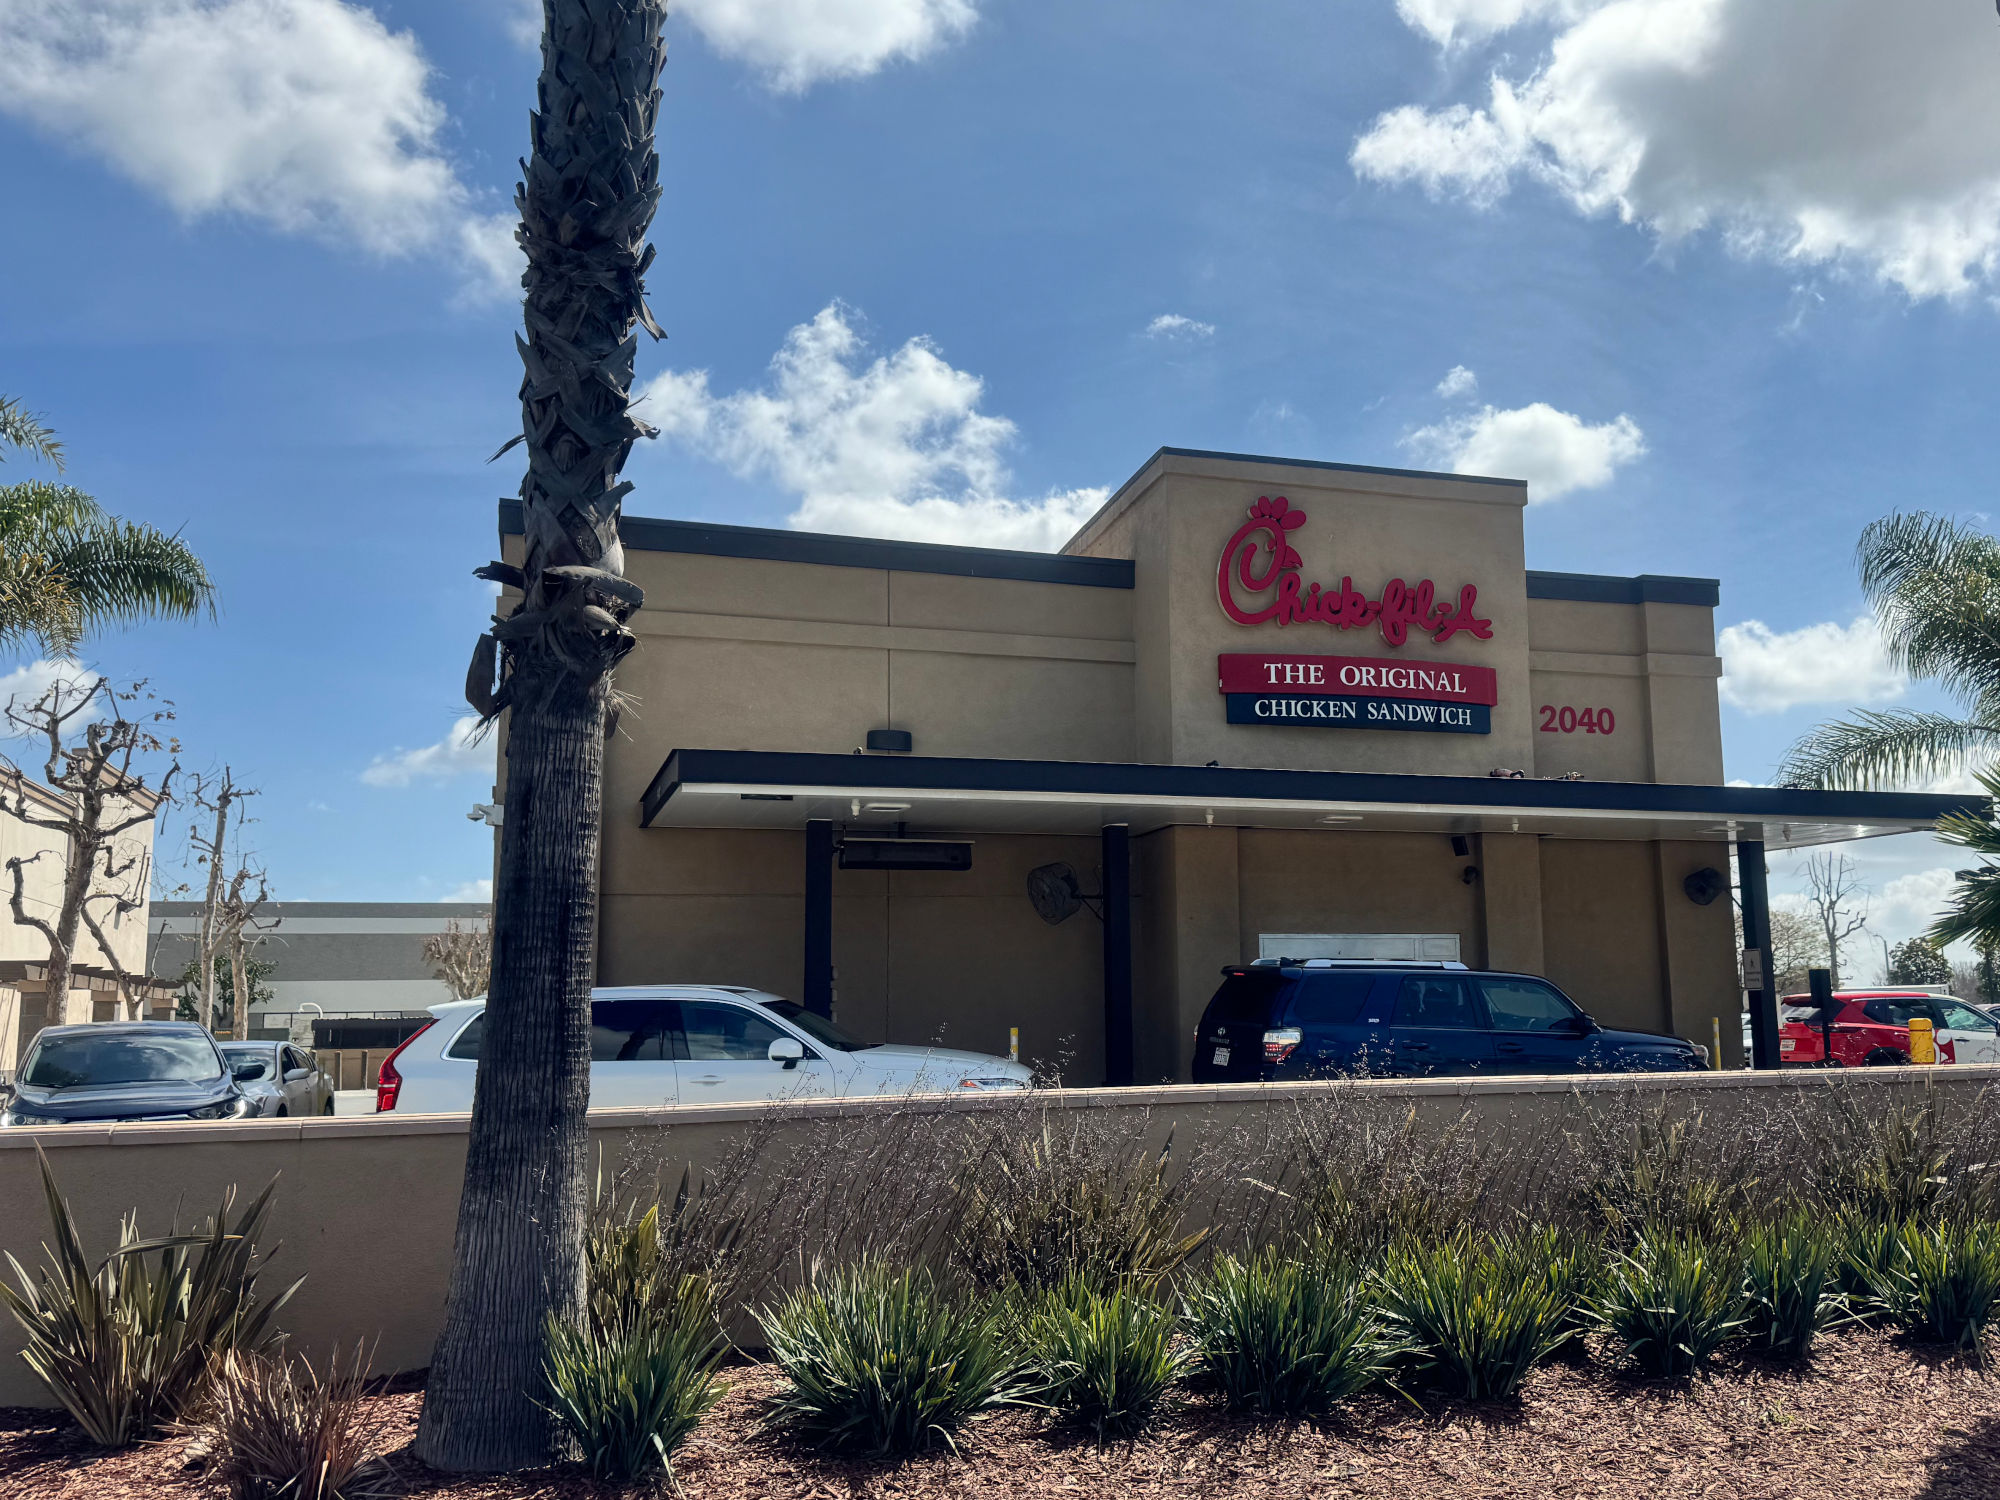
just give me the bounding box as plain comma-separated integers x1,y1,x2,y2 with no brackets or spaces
3,1329,1996,1499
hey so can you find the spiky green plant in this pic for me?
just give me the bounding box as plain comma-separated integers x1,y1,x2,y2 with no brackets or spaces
759,1262,1029,1455
1741,1214,1845,1359
1183,1248,1392,1416
1817,1105,1955,1227
1598,1233,1745,1379
0,1151,299,1447
188,1346,389,1500
1867,1221,2000,1360
953,1120,1208,1296
544,1275,726,1483
1588,1111,1741,1246
1017,1278,1185,1441
1836,1215,1907,1320
1375,1230,1572,1399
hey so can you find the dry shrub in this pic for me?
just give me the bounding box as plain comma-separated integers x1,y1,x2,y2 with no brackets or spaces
189,1347,389,1500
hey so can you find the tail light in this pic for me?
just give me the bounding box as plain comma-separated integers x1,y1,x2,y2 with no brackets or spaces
1262,1027,1303,1064
374,1022,434,1113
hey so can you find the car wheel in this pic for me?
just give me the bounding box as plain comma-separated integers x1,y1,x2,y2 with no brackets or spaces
322,1099,335,1115
1863,1048,1909,1067
275,1105,288,1117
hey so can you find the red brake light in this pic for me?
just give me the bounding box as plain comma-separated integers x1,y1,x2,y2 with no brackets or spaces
375,1022,434,1113
1262,1027,1303,1064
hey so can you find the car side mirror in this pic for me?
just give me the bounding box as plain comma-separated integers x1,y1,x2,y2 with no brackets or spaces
231,1061,266,1082
284,1067,311,1082
1561,1015,1598,1035
768,1037,805,1069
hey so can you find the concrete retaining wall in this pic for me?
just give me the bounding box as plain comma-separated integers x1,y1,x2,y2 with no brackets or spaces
3,1065,1997,1409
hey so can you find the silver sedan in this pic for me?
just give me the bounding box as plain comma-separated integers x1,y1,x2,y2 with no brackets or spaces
218,1041,335,1117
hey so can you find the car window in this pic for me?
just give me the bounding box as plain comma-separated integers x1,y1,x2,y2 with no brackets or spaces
1286,973,1377,1027
1203,971,1294,1029
761,999,874,1052
1478,978,1581,1033
1392,977,1476,1029
445,1014,484,1060
1937,999,1999,1034
590,1000,678,1062
1863,998,1937,1027
680,1001,789,1062
24,1033,223,1088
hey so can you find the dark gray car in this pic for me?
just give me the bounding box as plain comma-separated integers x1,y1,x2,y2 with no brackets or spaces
1,1022,255,1126
218,1041,335,1117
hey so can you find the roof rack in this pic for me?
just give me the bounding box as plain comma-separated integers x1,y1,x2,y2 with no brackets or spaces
1248,957,1469,970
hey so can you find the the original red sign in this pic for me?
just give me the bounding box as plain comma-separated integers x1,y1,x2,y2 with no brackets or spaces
1217,495,1492,647
1218,653,1498,706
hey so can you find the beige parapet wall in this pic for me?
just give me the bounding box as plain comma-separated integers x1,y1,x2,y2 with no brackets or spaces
4,1066,1999,1409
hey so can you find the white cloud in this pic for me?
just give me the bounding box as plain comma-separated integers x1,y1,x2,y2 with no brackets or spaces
1353,1,2000,300
0,660,101,735
637,302,1108,551
444,878,493,903
362,717,493,788
1405,401,1644,500
1716,615,1904,714
0,0,519,296
676,0,978,91
1435,364,1479,399
1145,314,1216,341
1874,867,1957,951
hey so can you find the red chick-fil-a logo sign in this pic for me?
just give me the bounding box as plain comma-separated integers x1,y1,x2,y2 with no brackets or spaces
1216,496,1492,647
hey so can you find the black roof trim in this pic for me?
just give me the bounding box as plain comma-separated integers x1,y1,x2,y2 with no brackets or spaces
642,749,1980,831
498,500,1133,589
1526,571,1720,607
1144,447,1527,488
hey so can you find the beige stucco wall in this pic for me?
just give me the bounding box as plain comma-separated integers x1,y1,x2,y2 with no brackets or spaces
1525,598,1724,784
1069,454,1533,774
5,1067,1993,1409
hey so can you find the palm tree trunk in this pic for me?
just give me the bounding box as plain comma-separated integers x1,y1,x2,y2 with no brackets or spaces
413,0,663,1473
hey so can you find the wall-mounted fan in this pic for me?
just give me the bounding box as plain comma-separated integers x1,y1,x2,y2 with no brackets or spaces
1026,862,1103,925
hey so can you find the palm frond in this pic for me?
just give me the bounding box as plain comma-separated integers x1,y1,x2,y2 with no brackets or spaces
1928,765,2000,948
0,396,63,471
1856,513,2000,708
1776,710,2000,790
41,520,217,630
0,479,109,538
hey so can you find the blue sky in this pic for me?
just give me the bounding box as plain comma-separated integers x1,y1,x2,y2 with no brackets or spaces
4,0,2000,975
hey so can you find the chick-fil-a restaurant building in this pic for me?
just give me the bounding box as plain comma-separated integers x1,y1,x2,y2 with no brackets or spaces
496,448,1975,1082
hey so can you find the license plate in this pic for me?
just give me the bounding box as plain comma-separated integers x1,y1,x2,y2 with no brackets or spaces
1780,1039,1795,1052
1212,1047,1231,1066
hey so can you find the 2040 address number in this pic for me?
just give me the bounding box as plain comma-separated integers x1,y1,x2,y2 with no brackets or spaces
1538,705,1615,735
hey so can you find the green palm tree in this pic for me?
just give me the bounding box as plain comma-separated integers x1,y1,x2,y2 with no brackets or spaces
1930,766,2000,947
0,395,215,655
1779,513,2000,789
412,0,662,1473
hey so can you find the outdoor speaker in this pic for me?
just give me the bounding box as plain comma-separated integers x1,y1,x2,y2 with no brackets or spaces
1683,867,1725,906
865,728,913,753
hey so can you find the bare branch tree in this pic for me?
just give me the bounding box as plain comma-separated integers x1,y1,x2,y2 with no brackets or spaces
1801,851,1871,990
0,676,175,1021
172,768,277,1037
423,918,492,1002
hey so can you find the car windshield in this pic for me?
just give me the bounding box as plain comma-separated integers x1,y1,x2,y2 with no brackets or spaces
759,1000,876,1053
22,1033,223,1089
220,1046,274,1079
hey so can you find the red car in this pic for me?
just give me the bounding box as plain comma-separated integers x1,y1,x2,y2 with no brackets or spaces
1778,990,2000,1067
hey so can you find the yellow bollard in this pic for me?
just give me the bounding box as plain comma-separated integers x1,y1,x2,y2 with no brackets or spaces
1909,1016,1936,1065
1009,1026,1019,1062
1711,1017,1723,1071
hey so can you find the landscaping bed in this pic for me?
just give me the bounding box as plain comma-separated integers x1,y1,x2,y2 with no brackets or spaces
4,1329,1996,1500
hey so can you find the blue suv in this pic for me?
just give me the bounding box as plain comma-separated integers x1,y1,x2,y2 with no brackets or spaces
1191,960,1706,1082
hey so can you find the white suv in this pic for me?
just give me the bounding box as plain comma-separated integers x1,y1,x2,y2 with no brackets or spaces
376,985,1033,1113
